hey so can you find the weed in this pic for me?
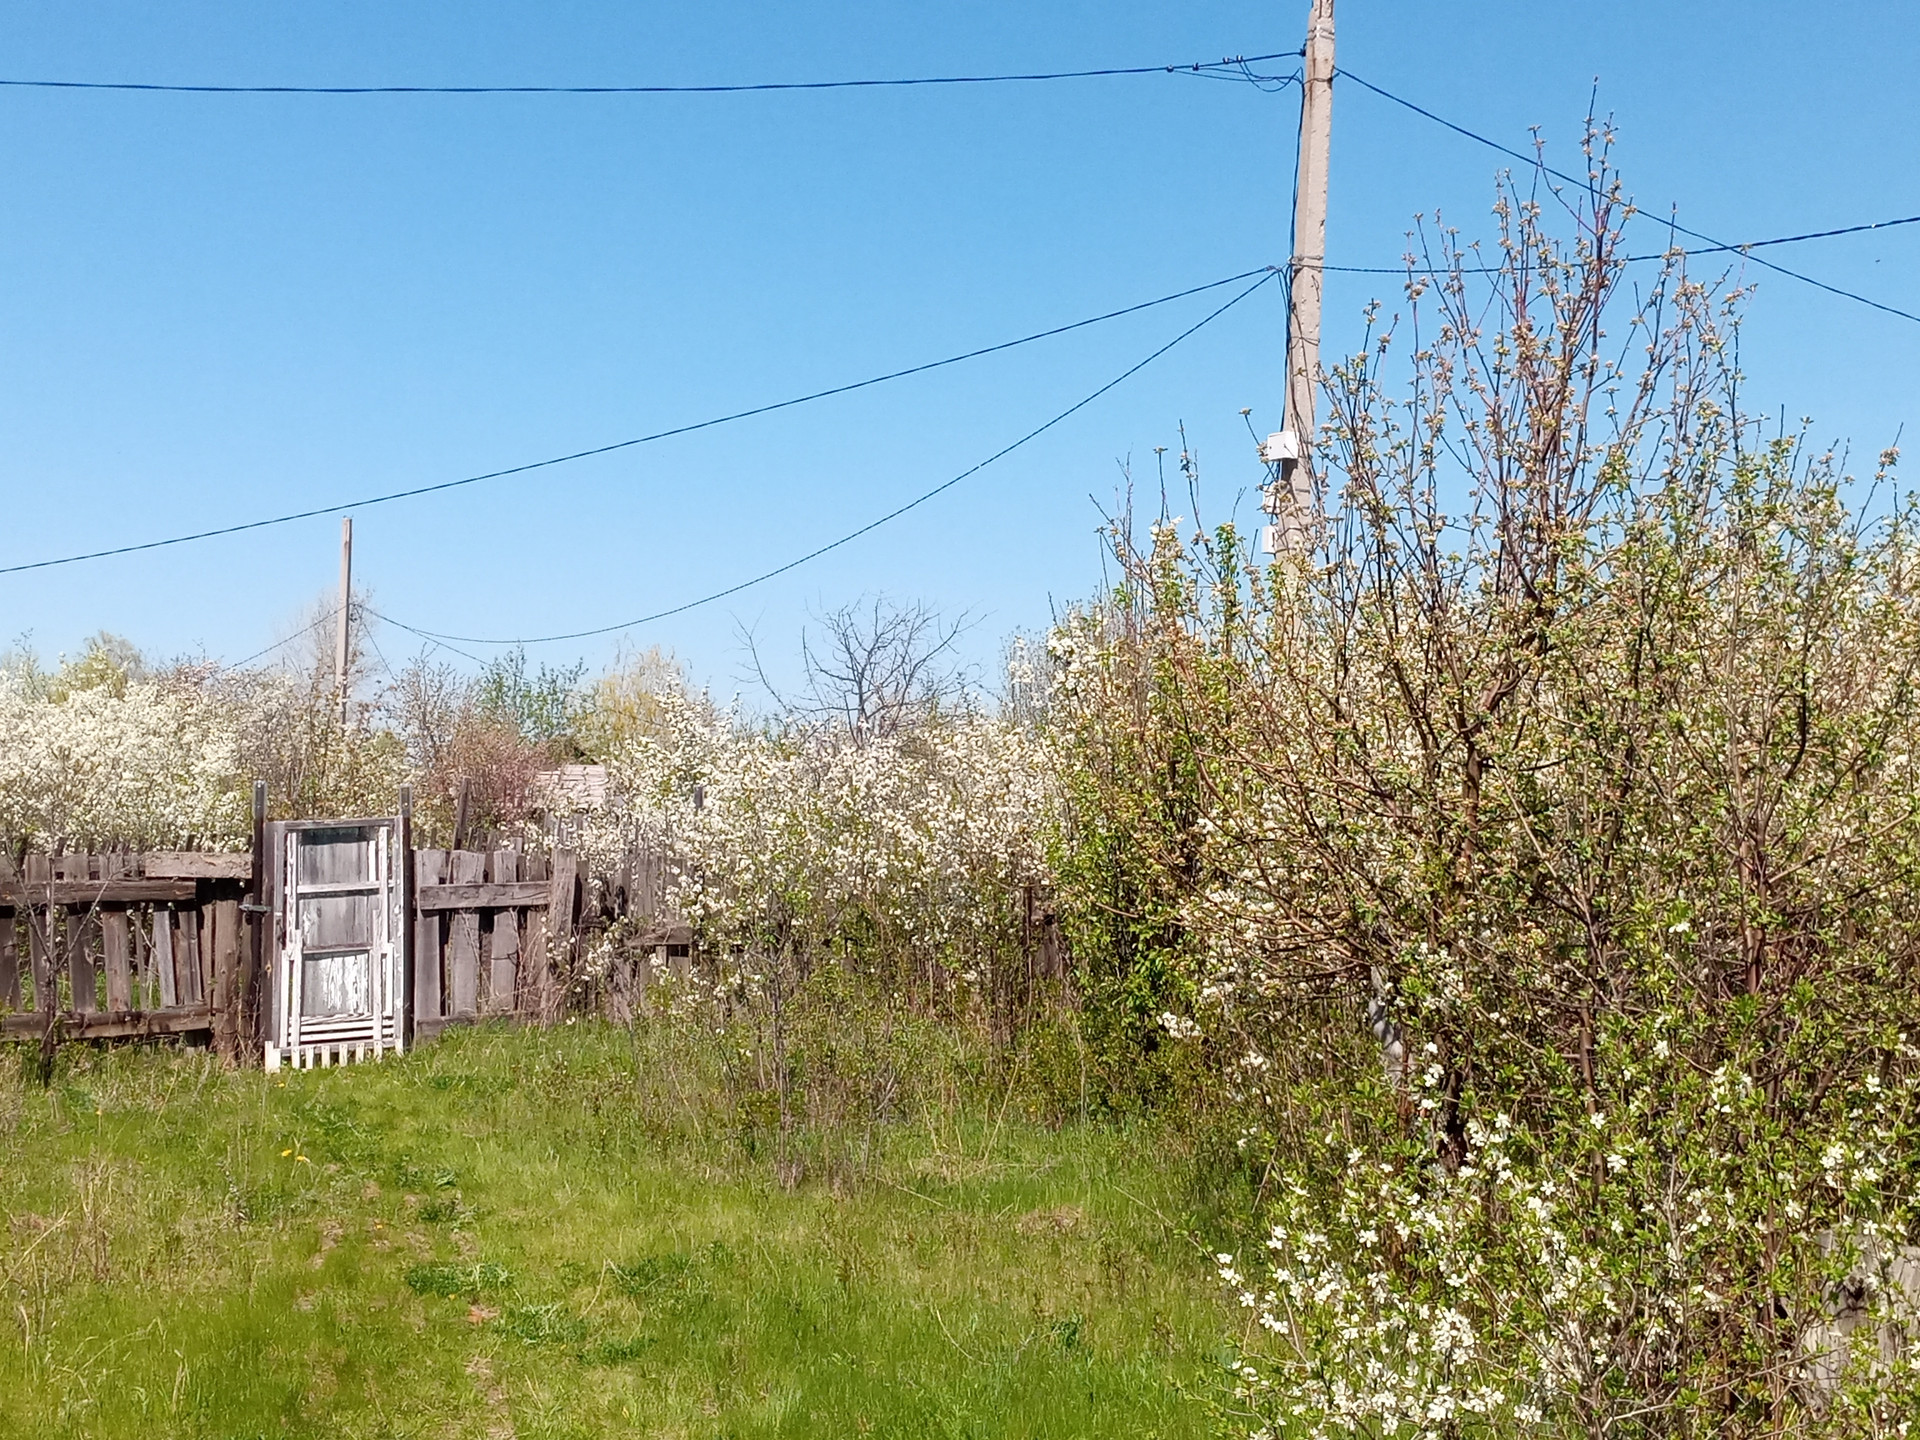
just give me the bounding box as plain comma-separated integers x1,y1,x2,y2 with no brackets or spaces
576,1334,653,1365
608,1252,697,1299
499,1302,588,1346
404,1260,513,1297
417,1194,467,1224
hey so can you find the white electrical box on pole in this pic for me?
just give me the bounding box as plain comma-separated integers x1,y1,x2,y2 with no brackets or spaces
335,516,353,725
1263,0,1334,557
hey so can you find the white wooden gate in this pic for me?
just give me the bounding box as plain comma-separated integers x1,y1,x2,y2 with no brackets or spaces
264,818,407,1070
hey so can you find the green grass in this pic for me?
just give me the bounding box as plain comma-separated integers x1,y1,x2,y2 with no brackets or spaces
0,1023,1233,1438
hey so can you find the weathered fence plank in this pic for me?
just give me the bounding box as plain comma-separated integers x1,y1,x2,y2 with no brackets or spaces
542,851,578,1021
412,849,446,1035
179,908,206,1007
144,852,252,880
154,907,177,1009
486,850,519,1014
0,913,17,1011
103,911,134,1013
52,856,92,1013
0,878,198,906
24,855,54,1012
210,898,240,1061
67,921,96,1012
0,1007,214,1040
447,850,485,1017
175,908,194,1006
416,880,550,911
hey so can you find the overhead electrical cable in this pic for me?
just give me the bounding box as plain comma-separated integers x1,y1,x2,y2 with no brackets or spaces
6,197,1898,580
1652,214,1920,256
375,269,1280,648
0,265,1275,576
0,52,1297,96
1335,65,1920,326
1304,213,1920,276
212,605,340,673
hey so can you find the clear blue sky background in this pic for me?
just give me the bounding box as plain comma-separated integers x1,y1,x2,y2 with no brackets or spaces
2,1,1916,697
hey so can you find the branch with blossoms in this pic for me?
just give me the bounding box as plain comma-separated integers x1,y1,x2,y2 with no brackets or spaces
1049,135,1920,1438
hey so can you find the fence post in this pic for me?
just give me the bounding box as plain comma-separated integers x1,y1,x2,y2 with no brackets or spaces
210,896,240,1063
413,849,446,1043
243,780,267,1056
398,785,413,1047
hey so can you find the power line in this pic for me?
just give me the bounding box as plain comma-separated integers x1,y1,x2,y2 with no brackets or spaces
1666,214,1920,256
1305,213,1920,276
215,596,490,673
10,198,1899,581
213,605,340,673
377,270,1279,648
1335,66,1920,326
402,630,486,667
0,52,1297,96
0,265,1274,577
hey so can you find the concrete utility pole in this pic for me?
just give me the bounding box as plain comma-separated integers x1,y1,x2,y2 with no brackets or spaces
334,516,353,725
1263,0,1334,554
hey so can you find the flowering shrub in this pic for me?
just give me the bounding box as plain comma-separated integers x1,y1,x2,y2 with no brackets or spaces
0,666,250,849
1049,152,1920,1436
585,692,1054,1010
0,635,423,850
1218,1028,1920,1437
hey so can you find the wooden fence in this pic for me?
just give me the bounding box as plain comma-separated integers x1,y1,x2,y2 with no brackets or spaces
0,849,257,1054
0,792,696,1065
411,846,579,1038
409,845,693,1036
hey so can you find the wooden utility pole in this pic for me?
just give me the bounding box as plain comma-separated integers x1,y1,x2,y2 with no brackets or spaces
1264,0,1334,552
1288,0,1335,461
334,516,353,725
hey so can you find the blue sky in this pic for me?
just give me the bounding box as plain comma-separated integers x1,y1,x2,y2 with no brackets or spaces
2,1,1916,697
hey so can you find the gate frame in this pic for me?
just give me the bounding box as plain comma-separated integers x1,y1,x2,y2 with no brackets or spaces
262,811,411,1070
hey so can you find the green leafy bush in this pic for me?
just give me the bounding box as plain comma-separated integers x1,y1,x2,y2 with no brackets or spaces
1049,147,1920,1435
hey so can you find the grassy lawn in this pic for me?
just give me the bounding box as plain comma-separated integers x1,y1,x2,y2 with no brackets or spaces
0,1023,1232,1439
